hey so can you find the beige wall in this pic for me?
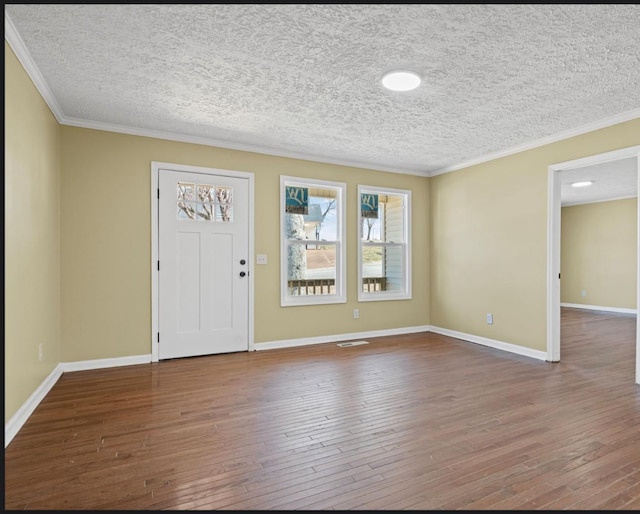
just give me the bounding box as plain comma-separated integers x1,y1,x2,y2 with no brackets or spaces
561,198,637,309
5,42,61,423
60,127,431,361
430,118,640,351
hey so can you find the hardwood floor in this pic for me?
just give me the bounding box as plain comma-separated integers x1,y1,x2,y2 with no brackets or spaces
5,307,640,510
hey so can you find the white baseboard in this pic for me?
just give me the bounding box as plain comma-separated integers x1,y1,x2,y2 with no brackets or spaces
5,364,64,448
561,303,637,315
257,325,548,363
428,326,548,362
256,325,431,350
60,354,152,372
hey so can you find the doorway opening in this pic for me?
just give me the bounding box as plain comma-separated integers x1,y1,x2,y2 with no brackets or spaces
547,145,640,384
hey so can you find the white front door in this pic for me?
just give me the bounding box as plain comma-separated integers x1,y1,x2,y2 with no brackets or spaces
158,168,249,359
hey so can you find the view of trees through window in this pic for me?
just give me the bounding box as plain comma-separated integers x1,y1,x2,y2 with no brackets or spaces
286,194,337,290
281,177,345,304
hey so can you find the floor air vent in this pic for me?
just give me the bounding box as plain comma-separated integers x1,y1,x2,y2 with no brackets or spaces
337,341,369,347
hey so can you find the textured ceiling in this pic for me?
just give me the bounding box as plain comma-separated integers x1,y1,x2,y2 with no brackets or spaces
560,157,637,206
4,4,640,202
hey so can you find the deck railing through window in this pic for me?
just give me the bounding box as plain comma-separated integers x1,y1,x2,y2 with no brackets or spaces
288,279,335,295
362,277,387,292
287,277,387,295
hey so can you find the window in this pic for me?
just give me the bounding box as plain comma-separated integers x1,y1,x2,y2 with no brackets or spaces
176,182,233,222
358,185,411,301
280,176,346,306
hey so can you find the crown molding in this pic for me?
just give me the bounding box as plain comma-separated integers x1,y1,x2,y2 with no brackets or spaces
60,116,429,177
429,109,640,177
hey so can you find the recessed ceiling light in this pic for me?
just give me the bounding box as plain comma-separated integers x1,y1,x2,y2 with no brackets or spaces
571,181,594,188
381,70,421,92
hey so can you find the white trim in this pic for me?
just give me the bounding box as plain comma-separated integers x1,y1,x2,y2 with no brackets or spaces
547,145,640,384
258,325,548,362
562,193,638,208
636,154,640,386
429,326,548,362
151,167,159,361
561,303,637,315
150,162,255,359
431,110,640,176
7,10,638,181
5,365,64,448
256,325,431,351
547,165,562,362
549,145,640,171
60,354,152,373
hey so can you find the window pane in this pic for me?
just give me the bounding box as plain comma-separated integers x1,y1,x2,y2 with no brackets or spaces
362,245,383,277
287,195,338,241
216,186,233,204
381,195,404,243
358,185,411,301
308,195,337,241
281,176,345,306
177,182,197,220
217,204,233,222
177,202,196,220
362,244,384,292
197,203,214,220
215,186,233,222
287,243,337,296
288,243,336,280
361,245,404,292
285,213,307,241
361,216,382,241
286,193,338,242
197,184,215,203
177,182,195,201
382,245,404,292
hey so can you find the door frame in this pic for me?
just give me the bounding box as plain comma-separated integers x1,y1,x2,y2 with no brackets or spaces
547,145,640,384
151,161,255,362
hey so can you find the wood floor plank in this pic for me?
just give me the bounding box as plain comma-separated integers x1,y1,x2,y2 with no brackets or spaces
5,307,639,510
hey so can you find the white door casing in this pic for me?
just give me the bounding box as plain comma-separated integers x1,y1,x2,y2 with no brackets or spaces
151,163,254,361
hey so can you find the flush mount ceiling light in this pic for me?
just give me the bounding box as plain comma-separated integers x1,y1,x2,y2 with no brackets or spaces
571,180,594,188
381,70,421,92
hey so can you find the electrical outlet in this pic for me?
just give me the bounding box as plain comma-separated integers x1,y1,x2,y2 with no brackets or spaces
38,343,44,361
353,308,360,319
486,313,493,325
581,289,587,297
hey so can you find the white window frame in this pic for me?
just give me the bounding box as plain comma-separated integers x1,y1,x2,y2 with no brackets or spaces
358,185,411,302
280,175,347,307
